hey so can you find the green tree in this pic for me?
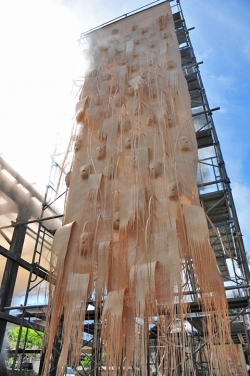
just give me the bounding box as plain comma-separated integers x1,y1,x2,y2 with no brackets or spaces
7,327,44,349
5,327,44,371
81,355,91,371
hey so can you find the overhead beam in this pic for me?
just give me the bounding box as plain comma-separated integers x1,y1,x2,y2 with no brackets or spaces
0,201,18,216
0,311,44,333
0,156,44,203
0,169,62,232
0,245,53,283
0,215,63,231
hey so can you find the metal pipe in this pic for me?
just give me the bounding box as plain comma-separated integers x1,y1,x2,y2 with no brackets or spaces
26,225,52,248
205,195,225,215
0,157,44,203
192,107,220,117
197,178,229,188
183,284,250,296
25,228,51,251
3,304,48,311
0,166,62,232
0,170,36,212
0,214,63,230
0,229,11,244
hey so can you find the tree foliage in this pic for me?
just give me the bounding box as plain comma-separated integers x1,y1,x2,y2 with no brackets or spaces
81,355,91,370
7,327,44,349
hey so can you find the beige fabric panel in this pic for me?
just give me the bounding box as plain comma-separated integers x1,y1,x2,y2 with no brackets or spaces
56,273,90,376
42,2,239,374
50,221,75,272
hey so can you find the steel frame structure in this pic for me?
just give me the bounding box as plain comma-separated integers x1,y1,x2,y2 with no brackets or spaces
0,1,249,375
0,154,65,374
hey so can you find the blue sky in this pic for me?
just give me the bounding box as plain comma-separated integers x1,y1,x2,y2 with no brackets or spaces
0,0,249,256
181,1,250,254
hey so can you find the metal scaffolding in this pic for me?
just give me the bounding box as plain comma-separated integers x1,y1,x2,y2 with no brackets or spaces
0,0,249,375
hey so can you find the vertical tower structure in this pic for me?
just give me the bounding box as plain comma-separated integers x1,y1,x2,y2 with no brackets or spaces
174,4,249,284
42,1,249,375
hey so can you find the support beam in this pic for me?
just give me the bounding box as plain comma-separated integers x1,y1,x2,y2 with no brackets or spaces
197,178,230,188
0,230,11,245
7,349,42,354
0,168,62,232
0,312,44,333
0,214,63,231
0,156,44,203
192,107,220,117
0,246,53,283
0,206,30,352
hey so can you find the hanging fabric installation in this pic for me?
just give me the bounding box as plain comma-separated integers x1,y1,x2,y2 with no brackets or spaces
42,2,243,375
